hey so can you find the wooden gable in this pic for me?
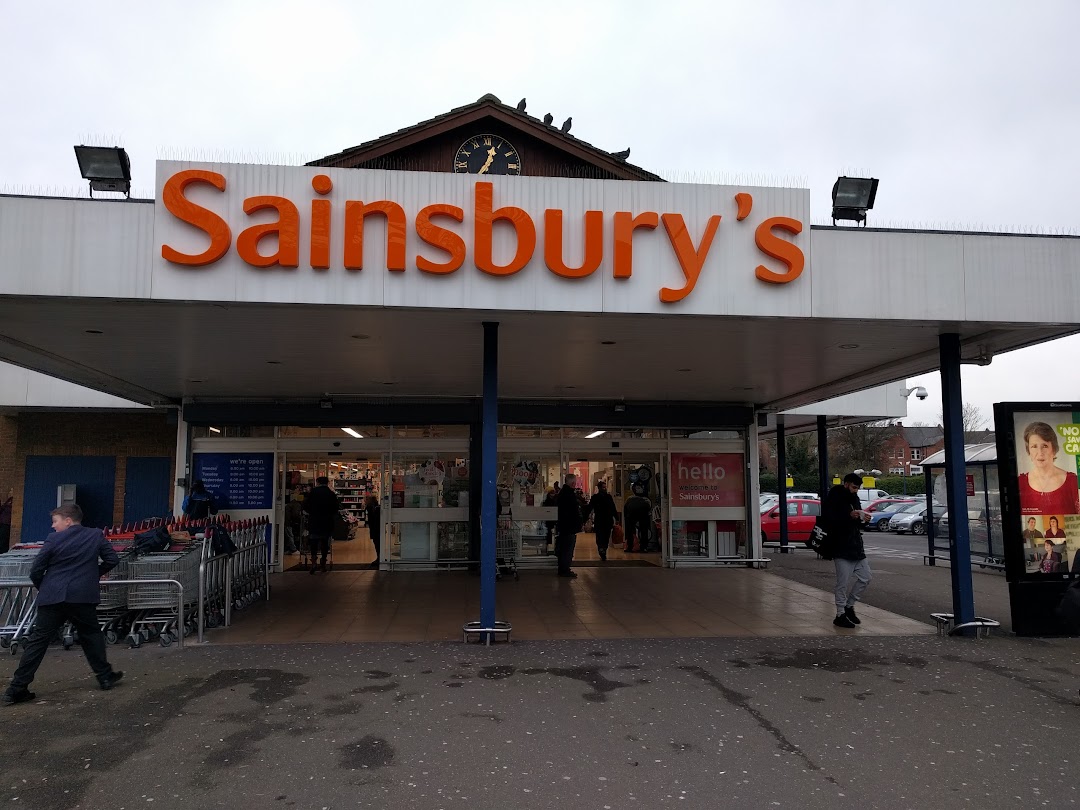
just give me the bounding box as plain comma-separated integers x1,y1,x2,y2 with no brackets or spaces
310,94,662,182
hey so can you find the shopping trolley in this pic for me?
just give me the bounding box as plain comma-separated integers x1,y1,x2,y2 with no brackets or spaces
495,517,520,581
0,550,40,654
126,547,201,647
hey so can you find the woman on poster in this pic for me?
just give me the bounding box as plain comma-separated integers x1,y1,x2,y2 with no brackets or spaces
1018,422,1080,516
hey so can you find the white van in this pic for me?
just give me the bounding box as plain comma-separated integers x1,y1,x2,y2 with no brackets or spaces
858,487,890,506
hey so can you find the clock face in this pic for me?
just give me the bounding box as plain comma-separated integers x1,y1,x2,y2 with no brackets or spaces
453,134,521,176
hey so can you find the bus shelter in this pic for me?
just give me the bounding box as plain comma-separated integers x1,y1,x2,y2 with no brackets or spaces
923,443,1002,568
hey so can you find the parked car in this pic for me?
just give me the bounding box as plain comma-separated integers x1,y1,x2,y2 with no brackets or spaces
759,493,779,512
887,502,940,535
760,498,821,546
866,497,916,513
858,487,891,507
868,502,916,531
937,509,991,553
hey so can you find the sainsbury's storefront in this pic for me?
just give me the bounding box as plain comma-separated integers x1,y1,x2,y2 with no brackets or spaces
1,97,1078,631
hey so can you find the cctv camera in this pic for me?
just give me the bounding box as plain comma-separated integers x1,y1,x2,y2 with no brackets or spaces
916,387,928,401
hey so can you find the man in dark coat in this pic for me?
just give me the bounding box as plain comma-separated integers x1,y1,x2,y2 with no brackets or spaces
622,489,653,553
556,473,583,578
303,477,340,574
585,481,619,561
4,504,124,706
824,473,873,628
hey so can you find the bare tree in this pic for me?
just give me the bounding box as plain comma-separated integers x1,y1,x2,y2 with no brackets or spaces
936,402,986,433
829,420,900,474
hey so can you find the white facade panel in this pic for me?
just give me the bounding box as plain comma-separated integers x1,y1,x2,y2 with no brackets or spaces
783,381,908,419
0,196,153,299
0,361,144,409
961,235,1080,323
809,229,967,321
150,161,812,317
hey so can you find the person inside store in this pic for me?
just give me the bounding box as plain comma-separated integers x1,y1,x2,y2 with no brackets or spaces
3,503,124,706
1022,516,1044,545
622,485,653,553
364,494,381,569
182,479,216,521
543,483,559,551
283,490,303,555
0,487,12,554
1019,422,1080,516
585,480,619,561
303,476,340,574
1045,515,1067,540
556,473,583,578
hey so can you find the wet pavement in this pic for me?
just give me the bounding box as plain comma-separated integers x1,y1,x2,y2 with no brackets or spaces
1,635,1078,809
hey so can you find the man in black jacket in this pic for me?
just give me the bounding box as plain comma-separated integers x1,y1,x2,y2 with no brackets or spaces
556,473,583,578
585,481,619,561
303,477,340,574
4,504,124,706
824,473,873,628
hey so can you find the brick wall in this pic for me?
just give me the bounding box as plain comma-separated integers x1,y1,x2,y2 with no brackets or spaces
4,411,175,544
0,415,17,506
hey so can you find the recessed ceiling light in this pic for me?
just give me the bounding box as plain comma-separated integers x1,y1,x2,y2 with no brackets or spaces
85,329,103,335
839,343,860,349
564,385,577,390
382,381,396,386
351,334,371,340
208,427,221,434
267,360,283,365
600,340,616,346
741,386,755,391
188,379,204,384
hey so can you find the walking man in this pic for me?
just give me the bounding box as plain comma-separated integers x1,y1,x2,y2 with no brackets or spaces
585,480,619,561
555,473,583,578
3,504,124,706
303,476,340,574
825,473,873,629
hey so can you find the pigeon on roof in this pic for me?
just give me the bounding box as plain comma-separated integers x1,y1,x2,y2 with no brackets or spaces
516,98,526,112
561,117,572,133
612,148,630,160
543,113,553,125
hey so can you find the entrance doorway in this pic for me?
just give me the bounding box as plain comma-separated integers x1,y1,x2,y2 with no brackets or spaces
569,453,667,567
279,454,384,569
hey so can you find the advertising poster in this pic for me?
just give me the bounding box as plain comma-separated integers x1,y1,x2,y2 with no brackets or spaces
1013,411,1080,575
670,453,744,508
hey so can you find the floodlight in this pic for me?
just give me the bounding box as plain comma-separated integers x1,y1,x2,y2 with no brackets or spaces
831,176,879,226
73,145,131,197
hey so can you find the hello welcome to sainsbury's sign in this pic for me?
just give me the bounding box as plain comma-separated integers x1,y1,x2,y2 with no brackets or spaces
152,161,811,311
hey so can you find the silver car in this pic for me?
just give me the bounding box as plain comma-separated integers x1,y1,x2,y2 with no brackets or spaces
887,503,929,535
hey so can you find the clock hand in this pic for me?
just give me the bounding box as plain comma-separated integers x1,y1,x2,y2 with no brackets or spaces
477,146,497,175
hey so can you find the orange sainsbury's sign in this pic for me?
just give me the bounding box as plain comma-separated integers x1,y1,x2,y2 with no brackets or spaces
159,168,806,303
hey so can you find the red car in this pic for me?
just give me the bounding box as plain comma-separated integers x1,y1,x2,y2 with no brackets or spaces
761,498,821,546
866,497,916,513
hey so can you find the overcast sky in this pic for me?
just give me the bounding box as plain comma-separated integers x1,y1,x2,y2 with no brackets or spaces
2,0,1078,424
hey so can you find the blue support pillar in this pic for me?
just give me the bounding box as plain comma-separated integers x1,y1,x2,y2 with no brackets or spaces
940,333,976,630
480,322,499,635
817,415,829,500
777,415,789,553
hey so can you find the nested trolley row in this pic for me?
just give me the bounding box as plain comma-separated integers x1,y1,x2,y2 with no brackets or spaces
0,515,271,654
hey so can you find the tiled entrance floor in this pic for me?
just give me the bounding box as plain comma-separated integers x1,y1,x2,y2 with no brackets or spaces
210,567,935,643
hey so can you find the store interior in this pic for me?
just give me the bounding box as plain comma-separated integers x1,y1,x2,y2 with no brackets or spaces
278,452,670,570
